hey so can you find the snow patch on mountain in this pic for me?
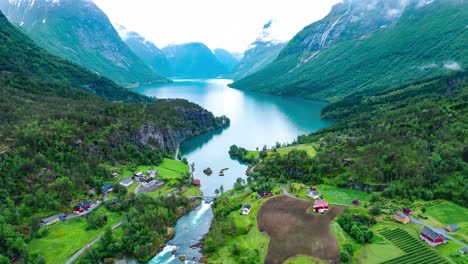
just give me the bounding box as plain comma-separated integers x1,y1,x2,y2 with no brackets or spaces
246,20,284,51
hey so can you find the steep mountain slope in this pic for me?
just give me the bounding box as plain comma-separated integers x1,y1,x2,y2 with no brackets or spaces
162,42,227,78
231,0,468,101
114,23,172,77
0,11,227,262
230,21,286,80
0,0,166,86
213,48,239,72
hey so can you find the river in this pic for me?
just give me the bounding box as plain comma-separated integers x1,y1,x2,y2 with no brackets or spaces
133,79,333,263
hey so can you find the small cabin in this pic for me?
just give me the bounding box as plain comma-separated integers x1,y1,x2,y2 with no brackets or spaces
101,183,113,194
342,158,353,165
420,227,447,247
402,208,412,216
310,186,317,191
241,204,252,215
445,224,460,232
307,190,321,200
313,200,329,213
352,199,360,206
41,213,65,226
193,179,201,186
393,211,410,224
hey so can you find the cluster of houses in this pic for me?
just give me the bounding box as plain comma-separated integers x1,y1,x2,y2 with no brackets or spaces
306,186,330,213
119,169,160,188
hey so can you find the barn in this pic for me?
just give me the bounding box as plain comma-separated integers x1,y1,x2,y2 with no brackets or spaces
420,227,447,247
313,200,329,213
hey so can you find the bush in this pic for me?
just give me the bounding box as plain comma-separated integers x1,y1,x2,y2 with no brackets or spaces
340,251,350,263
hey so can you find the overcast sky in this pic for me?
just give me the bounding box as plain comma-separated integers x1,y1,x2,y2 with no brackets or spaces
93,0,341,53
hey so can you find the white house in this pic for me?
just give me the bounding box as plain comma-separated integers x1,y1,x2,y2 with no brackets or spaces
307,190,321,200
241,204,252,215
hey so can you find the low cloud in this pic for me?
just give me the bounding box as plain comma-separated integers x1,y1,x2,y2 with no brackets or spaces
443,61,463,71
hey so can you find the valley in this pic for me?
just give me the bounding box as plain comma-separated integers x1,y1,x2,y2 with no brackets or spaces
0,0,466,263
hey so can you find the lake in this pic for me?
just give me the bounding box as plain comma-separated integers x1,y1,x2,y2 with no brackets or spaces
133,79,333,263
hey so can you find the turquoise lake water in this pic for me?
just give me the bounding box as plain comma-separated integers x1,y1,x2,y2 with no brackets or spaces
133,79,333,263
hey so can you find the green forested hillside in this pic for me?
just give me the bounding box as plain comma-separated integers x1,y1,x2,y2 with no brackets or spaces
253,73,467,206
0,0,166,86
231,0,468,102
0,12,226,262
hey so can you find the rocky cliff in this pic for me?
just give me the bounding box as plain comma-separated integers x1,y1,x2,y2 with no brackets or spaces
132,108,227,151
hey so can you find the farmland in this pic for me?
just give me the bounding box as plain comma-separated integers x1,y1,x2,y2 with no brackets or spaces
378,228,449,264
257,195,344,264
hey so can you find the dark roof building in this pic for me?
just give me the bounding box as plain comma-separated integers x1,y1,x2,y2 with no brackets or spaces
420,227,447,247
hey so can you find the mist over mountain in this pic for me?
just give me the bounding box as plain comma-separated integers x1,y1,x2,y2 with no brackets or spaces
231,0,467,101
230,20,286,80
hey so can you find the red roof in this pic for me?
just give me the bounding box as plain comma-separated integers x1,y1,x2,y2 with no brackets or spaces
314,200,329,208
193,179,201,185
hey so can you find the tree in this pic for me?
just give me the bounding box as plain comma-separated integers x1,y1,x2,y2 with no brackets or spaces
214,189,220,196
340,250,350,263
30,216,40,238
230,242,240,256
220,185,224,195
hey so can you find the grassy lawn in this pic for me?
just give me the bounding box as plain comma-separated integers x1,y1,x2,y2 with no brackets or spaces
207,191,270,264
182,185,203,196
317,185,370,205
244,150,259,160
356,242,405,264
275,144,317,157
285,255,328,264
29,207,123,264
425,201,468,236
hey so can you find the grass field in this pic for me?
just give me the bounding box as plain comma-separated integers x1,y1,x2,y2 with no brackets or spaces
425,201,468,237
207,191,270,264
29,207,123,264
275,144,317,157
317,185,370,205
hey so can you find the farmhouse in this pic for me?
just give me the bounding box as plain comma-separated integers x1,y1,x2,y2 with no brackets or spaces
402,208,412,216
257,190,273,198
445,224,459,232
393,211,410,224
41,213,65,226
420,227,447,247
313,200,329,213
119,178,134,187
241,204,252,215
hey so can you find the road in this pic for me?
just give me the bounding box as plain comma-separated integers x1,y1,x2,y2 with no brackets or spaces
65,220,124,264
410,217,468,248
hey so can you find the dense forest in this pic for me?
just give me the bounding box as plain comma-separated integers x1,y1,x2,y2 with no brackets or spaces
252,73,467,207
0,12,227,263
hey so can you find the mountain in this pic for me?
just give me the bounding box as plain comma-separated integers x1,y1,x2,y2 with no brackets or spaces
114,23,172,77
213,48,239,72
230,20,286,80
230,0,468,101
162,42,228,78
0,11,227,262
0,0,166,86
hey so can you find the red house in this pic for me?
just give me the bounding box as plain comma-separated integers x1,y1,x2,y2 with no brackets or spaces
193,179,201,186
403,208,412,216
313,200,329,213
420,227,447,247
352,199,360,206
310,186,317,191
257,190,273,198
